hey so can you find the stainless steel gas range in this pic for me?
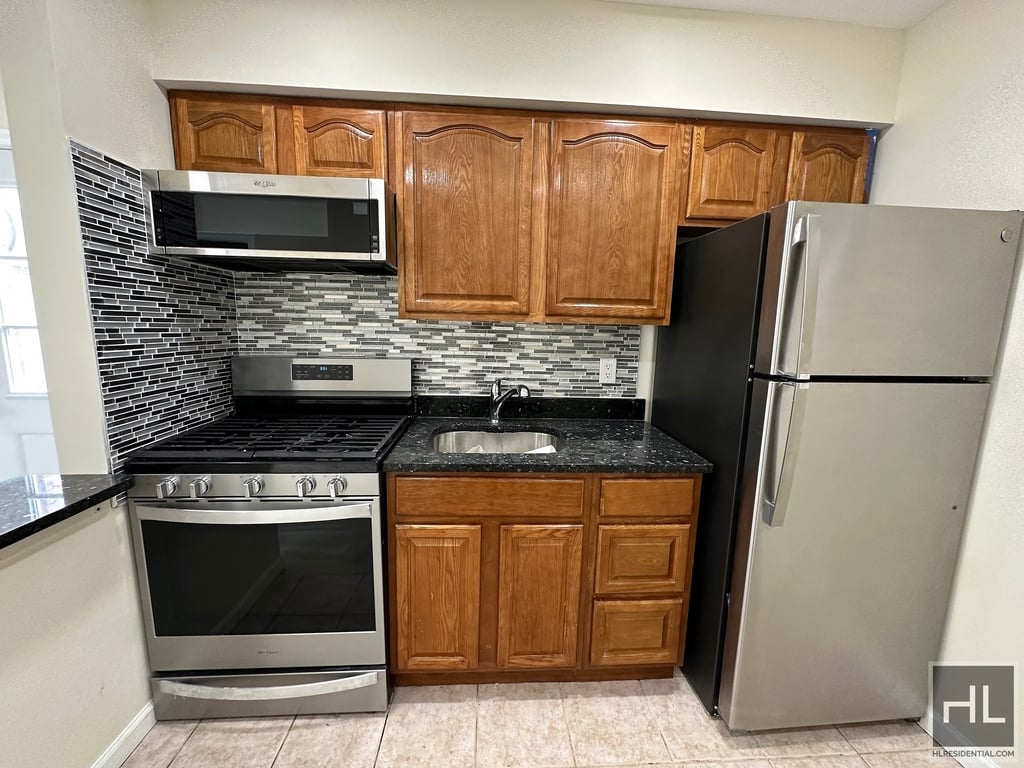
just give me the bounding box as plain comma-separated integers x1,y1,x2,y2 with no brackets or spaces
125,356,412,720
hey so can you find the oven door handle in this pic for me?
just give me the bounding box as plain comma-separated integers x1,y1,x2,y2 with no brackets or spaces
133,502,373,525
155,671,381,701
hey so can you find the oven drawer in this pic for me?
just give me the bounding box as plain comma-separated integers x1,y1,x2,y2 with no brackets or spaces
152,668,389,720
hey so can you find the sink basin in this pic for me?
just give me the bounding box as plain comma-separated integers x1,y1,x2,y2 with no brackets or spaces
432,430,563,454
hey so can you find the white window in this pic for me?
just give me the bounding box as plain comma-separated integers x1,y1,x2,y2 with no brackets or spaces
0,183,48,394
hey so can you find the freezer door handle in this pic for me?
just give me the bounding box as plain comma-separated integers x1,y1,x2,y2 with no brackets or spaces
155,671,381,701
775,214,821,379
761,381,807,527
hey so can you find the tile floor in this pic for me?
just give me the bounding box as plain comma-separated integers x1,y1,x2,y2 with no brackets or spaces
121,672,954,768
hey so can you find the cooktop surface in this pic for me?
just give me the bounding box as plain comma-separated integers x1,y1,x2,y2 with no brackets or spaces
128,414,411,464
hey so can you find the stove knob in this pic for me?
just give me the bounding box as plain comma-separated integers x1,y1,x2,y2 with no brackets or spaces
327,476,348,499
242,476,264,498
295,476,316,498
189,476,211,498
155,477,178,499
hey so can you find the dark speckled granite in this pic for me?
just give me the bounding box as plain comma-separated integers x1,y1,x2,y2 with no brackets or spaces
384,418,712,474
0,474,134,550
415,396,645,420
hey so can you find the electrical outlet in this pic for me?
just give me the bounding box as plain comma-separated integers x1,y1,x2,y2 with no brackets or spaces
599,358,617,384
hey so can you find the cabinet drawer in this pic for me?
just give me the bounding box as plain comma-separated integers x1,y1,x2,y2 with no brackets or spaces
590,599,684,667
394,476,585,518
599,478,694,518
595,524,690,595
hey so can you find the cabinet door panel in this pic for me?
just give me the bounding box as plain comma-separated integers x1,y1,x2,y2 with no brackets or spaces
590,599,684,666
497,525,583,668
172,97,277,173
395,524,481,671
599,478,695,518
685,125,778,222
595,524,690,595
292,106,387,178
398,111,538,317
394,476,585,518
787,130,870,204
546,119,682,322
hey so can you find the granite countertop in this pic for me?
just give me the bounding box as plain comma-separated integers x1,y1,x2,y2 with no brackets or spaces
0,474,134,550
384,417,712,474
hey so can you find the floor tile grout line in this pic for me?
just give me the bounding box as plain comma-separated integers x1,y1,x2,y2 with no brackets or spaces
267,715,296,768
558,681,580,768
372,704,393,768
638,678,677,764
164,719,202,768
473,683,480,768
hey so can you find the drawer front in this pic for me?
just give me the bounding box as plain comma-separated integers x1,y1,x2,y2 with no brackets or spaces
595,524,690,595
394,476,585,518
590,599,684,666
599,478,694,518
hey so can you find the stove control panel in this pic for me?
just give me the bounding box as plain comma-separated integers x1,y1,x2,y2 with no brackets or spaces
132,473,380,500
291,363,353,381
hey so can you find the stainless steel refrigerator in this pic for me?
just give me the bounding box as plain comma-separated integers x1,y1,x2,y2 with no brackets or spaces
651,201,1021,731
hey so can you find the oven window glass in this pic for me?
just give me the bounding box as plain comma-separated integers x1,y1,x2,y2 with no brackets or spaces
151,192,378,253
141,518,376,635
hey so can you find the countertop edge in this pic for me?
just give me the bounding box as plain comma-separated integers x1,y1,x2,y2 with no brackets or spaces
0,474,134,552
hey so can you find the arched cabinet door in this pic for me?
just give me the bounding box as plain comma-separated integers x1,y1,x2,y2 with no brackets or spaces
683,123,782,224
786,130,871,204
291,106,387,178
545,119,683,324
171,96,277,173
394,110,542,320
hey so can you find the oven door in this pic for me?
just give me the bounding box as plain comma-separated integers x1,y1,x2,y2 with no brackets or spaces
130,497,385,672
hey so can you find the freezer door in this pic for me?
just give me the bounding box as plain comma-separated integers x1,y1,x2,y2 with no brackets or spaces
719,379,990,731
755,202,1022,378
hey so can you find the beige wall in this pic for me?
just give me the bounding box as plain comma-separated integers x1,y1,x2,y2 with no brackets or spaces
872,0,1024,742
0,504,152,768
0,1,172,766
149,0,904,125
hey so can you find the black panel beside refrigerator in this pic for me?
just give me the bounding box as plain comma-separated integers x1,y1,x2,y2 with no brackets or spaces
651,214,770,716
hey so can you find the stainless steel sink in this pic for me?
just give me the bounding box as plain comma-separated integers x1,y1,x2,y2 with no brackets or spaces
431,430,563,454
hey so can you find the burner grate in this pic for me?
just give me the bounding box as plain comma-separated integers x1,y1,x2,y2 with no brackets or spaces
135,414,410,462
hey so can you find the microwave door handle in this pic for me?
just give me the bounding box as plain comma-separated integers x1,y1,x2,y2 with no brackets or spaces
133,502,373,525
155,672,380,702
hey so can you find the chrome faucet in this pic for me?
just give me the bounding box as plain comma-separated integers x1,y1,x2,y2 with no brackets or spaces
489,378,530,423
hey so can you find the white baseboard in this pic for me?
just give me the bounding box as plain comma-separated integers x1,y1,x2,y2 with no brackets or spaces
921,704,1006,768
90,700,156,768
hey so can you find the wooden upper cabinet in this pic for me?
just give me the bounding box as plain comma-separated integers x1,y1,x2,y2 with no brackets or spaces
395,111,542,320
546,119,683,324
290,106,387,178
787,129,871,204
172,96,277,173
394,524,481,671
683,123,786,224
497,525,583,668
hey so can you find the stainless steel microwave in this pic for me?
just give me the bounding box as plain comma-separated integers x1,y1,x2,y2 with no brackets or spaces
141,170,395,273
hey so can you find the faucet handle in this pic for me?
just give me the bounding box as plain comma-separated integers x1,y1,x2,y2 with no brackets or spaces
490,378,502,398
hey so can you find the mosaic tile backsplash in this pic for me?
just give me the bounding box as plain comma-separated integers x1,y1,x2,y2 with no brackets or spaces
71,141,640,469
71,142,237,469
233,274,641,397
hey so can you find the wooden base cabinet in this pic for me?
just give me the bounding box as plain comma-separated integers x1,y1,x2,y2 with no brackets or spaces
590,599,685,666
394,524,481,671
497,525,583,668
388,472,702,685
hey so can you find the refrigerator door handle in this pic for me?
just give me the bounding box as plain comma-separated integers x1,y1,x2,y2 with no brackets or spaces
775,214,821,379
761,381,808,527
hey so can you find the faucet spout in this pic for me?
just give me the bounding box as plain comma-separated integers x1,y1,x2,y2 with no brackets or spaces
489,378,530,423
